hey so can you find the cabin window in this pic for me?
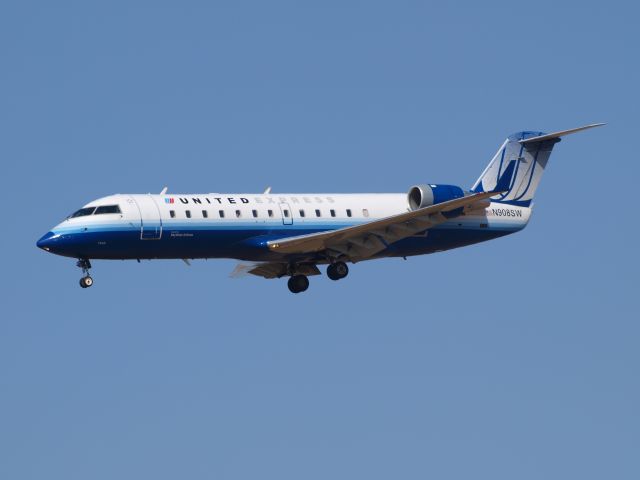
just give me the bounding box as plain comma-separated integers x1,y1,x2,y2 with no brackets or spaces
299,209,306,218
362,208,369,217
330,209,336,217
95,205,121,215
252,209,258,218
235,210,242,218
185,210,191,218
346,209,352,217
219,210,225,218
283,210,290,218
170,210,176,218
202,210,208,218
268,209,274,217
315,209,321,217
70,207,96,218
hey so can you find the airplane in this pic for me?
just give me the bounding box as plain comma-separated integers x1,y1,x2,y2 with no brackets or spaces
37,124,603,293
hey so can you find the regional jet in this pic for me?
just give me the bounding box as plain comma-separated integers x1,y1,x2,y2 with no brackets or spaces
37,124,603,293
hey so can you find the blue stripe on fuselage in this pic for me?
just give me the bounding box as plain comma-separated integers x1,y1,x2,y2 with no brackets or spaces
44,221,519,261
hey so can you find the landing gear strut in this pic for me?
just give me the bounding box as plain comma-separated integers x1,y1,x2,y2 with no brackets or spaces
288,274,309,294
77,259,93,288
327,261,349,281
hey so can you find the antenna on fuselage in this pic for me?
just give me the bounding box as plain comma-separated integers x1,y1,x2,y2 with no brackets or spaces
263,186,272,194
160,187,168,194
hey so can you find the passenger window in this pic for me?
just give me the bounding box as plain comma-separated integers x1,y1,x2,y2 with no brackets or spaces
202,210,208,218
219,210,225,218
95,205,121,215
252,210,258,218
70,207,96,218
235,210,241,218
299,209,306,217
330,209,336,217
186,210,191,218
268,209,274,217
170,210,176,218
363,208,369,217
346,209,352,217
315,209,321,217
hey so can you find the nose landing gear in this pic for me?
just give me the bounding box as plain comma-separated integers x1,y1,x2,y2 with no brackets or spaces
77,259,94,288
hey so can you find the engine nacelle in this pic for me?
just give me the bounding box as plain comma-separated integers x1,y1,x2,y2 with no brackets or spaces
407,184,464,211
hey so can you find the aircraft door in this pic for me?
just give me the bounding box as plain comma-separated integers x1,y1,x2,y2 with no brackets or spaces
131,195,163,240
279,202,293,225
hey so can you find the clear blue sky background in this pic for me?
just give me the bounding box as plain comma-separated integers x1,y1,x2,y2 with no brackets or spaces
1,1,638,479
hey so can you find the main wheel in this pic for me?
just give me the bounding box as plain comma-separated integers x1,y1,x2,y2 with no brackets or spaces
288,275,309,293
327,261,349,280
79,276,93,288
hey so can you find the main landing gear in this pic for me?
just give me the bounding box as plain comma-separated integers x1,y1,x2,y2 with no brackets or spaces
327,261,349,281
288,274,309,294
286,261,349,294
77,259,93,288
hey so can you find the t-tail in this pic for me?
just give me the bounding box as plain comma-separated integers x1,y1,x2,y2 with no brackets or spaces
472,124,604,207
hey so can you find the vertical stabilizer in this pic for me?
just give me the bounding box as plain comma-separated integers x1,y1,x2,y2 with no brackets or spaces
471,124,603,206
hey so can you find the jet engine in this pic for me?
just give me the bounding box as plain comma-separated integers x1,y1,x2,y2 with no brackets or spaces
407,184,464,211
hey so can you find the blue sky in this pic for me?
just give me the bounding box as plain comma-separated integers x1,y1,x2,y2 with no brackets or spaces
1,2,638,479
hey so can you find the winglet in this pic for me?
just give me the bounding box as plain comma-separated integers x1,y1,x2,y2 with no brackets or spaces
519,123,605,144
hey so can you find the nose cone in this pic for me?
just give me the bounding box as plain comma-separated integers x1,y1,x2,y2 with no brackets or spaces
37,231,58,252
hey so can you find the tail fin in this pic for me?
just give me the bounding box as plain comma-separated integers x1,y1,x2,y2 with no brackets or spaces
471,124,604,207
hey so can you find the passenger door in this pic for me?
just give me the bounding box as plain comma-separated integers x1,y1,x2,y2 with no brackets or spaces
131,195,163,239
279,202,293,225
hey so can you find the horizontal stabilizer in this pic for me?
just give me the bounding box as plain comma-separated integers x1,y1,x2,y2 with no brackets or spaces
519,123,605,144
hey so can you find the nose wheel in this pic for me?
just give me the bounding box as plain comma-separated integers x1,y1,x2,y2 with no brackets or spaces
77,259,94,289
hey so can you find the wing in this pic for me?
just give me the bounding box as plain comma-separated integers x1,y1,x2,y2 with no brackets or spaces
268,190,499,261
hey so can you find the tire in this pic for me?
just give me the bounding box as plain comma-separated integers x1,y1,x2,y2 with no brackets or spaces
288,275,309,293
327,264,340,281
327,262,348,280
80,276,93,288
334,261,348,278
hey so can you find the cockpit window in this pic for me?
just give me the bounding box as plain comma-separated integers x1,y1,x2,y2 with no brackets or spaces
70,207,96,218
95,205,121,215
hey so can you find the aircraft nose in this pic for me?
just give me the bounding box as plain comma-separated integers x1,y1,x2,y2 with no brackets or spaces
37,231,57,251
